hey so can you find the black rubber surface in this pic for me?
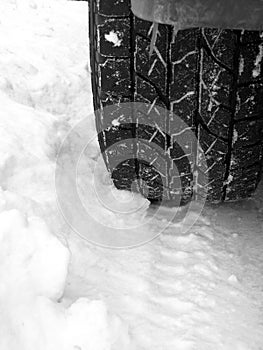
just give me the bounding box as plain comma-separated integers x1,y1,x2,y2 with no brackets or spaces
89,0,263,203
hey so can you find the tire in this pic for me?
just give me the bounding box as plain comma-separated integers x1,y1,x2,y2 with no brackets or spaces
89,0,263,203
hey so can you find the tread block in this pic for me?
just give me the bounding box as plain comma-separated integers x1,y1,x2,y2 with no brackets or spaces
241,30,263,44
112,158,137,191
203,29,236,68
138,163,164,200
136,125,166,150
99,102,134,124
135,76,161,101
99,126,134,150
236,85,263,120
232,145,262,168
170,57,196,100
135,77,167,128
169,97,195,127
95,0,130,16
234,119,263,146
168,173,193,197
239,42,263,84
171,29,198,63
135,18,167,39
100,58,132,96
199,129,227,199
201,102,231,139
135,37,167,94
170,30,197,103
98,18,130,57
225,164,261,200
202,53,233,106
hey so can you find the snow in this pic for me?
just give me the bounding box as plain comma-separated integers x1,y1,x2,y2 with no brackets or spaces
239,55,244,76
223,174,233,186
105,31,123,47
0,0,263,349
252,43,263,78
0,209,123,350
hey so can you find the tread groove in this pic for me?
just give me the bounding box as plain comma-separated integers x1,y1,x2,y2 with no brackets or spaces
192,29,202,199
222,30,242,201
136,71,170,108
201,32,235,75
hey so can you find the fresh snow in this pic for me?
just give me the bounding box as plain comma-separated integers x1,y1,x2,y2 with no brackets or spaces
0,1,263,349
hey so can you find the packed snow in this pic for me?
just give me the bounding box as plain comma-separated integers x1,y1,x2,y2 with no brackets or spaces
0,1,263,349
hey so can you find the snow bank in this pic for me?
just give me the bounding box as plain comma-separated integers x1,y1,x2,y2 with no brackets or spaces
0,0,91,117
0,1,128,348
0,209,69,300
0,209,126,350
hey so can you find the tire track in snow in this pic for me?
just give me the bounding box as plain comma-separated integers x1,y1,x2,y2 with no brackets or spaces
65,203,263,349
126,216,222,349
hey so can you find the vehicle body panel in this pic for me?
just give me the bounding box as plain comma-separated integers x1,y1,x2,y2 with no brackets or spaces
131,0,263,30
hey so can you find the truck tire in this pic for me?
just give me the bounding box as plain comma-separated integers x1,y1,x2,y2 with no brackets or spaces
89,0,263,203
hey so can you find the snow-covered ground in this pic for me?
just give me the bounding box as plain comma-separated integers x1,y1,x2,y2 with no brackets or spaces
0,1,263,349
